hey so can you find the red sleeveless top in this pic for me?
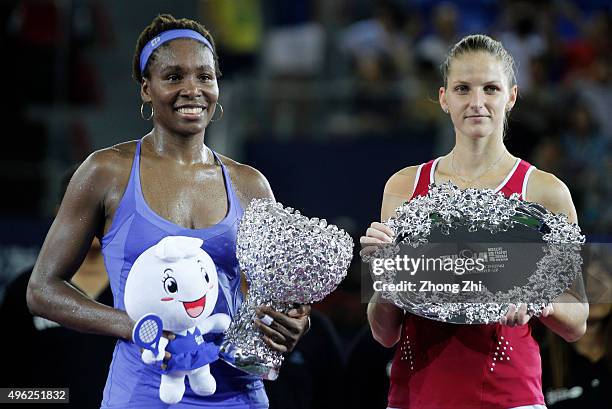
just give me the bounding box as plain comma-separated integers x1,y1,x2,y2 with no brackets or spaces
388,157,543,409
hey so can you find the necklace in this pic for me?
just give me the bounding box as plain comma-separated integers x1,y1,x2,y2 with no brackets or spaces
451,149,506,185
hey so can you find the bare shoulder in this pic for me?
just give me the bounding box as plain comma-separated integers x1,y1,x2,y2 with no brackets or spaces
75,141,135,188
217,154,274,207
381,165,420,221
83,141,136,174
69,141,139,211
385,165,420,198
526,169,577,223
50,140,139,239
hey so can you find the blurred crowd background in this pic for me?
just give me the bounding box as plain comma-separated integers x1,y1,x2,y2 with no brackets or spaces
0,0,610,408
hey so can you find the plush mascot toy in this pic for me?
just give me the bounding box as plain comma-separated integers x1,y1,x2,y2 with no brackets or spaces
124,236,231,404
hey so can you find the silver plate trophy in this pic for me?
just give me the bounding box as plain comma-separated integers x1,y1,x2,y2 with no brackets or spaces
367,182,585,324
220,199,353,380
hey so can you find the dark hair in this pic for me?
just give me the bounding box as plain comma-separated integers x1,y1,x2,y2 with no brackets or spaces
132,14,220,83
440,34,516,89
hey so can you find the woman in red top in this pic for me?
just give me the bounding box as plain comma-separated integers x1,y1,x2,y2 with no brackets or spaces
361,34,589,409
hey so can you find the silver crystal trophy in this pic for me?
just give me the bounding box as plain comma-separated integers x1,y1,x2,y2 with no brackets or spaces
220,199,353,379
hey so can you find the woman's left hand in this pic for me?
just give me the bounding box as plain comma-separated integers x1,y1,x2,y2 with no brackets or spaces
254,305,311,353
500,303,554,327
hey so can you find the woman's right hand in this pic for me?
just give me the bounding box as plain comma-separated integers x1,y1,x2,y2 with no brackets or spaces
363,221,405,347
359,222,394,258
140,331,175,369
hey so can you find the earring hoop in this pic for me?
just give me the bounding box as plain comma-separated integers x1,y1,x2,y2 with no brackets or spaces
140,102,154,120
210,102,224,123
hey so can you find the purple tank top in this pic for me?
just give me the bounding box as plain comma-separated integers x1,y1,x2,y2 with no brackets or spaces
100,140,267,408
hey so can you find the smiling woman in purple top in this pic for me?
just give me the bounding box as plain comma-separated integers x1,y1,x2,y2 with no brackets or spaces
27,14,310,409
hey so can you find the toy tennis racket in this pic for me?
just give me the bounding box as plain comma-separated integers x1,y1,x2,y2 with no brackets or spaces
133,313,163,357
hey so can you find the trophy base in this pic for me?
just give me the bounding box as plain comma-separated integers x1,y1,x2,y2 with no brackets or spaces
219,342,280,381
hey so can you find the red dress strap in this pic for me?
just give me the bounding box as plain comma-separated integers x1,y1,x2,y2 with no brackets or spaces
497,159,536,199
409,158,440,200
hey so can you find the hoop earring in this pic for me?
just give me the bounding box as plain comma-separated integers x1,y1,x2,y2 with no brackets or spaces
140,102,154,120
210,102,224,123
